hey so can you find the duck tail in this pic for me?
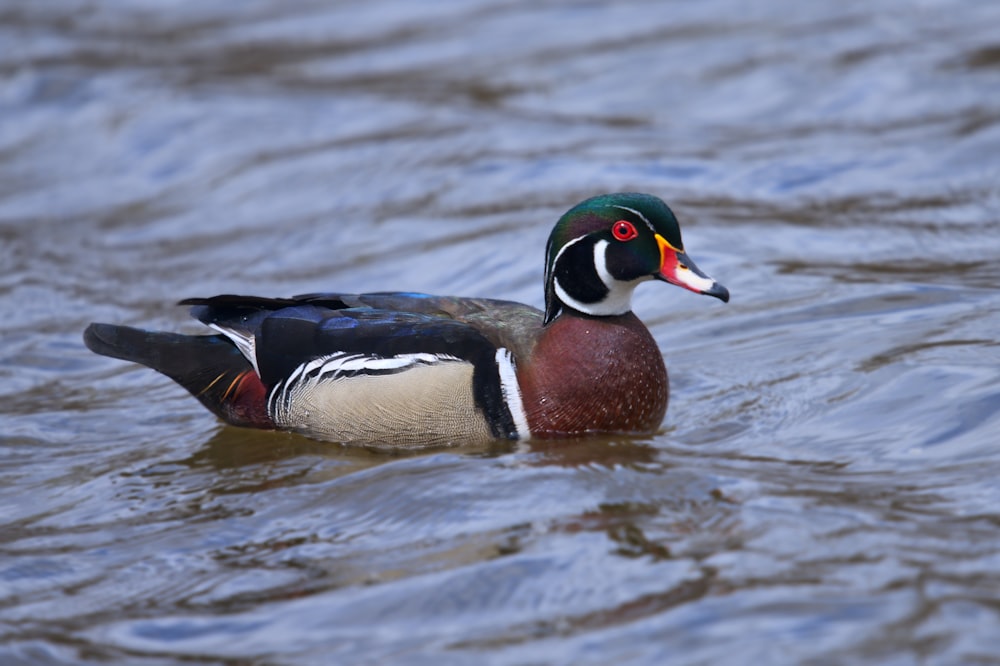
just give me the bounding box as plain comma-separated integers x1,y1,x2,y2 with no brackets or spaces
84,323,273,429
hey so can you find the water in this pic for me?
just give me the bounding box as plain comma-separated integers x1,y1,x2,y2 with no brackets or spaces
3,1,1000,663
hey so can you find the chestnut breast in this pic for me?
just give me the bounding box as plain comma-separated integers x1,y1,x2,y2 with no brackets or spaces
518,313,668,437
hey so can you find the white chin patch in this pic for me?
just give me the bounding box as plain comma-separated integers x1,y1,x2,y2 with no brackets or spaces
554,240,644,317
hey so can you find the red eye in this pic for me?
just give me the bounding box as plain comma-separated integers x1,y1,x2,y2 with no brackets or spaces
612,220,638,241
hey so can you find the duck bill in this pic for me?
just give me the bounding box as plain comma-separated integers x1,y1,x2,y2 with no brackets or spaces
656,235,730,302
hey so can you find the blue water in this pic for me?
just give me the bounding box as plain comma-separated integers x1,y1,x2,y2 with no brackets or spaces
3,1,1000,663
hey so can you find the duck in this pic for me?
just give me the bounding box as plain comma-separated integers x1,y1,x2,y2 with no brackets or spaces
84,193,728,447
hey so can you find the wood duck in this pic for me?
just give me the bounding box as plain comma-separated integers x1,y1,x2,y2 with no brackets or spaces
84,193,728,447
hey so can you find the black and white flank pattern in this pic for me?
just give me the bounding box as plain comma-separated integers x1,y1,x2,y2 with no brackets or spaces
266,351,462,423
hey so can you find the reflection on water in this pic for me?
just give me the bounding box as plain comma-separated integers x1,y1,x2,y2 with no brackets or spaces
3,0,1000,663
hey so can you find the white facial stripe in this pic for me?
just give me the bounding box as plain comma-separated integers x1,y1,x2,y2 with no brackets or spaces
549,234,587,274
592,239,645,315
552,239,647,317
612,204,656,234
495,348,530,439
593,239,613,287
553,279,597,316
548,234,587,318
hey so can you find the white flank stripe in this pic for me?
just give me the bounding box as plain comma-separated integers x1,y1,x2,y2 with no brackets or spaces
209,324,260,375
302,356,331,376
269,351,465,423
362,357,419,371
285,361,307,386
495,348,530,440
336,356,383,372
284,351,466,391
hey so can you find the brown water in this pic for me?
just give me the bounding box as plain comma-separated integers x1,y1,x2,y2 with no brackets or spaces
3,1,1000,663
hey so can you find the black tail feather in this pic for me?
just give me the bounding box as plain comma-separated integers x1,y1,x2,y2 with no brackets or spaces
84,323,272,428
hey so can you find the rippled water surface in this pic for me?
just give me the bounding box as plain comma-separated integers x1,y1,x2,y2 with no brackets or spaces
4,1,1000,663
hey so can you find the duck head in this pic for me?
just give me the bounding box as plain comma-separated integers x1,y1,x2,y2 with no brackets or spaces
543,193,729,324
